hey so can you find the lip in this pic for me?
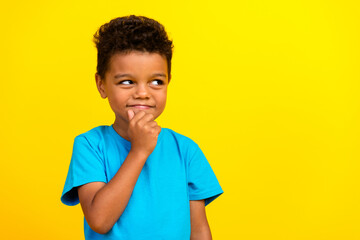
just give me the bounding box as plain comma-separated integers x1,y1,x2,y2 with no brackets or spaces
127,104,155,109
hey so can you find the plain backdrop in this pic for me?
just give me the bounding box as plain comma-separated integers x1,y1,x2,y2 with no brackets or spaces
1,0,359,239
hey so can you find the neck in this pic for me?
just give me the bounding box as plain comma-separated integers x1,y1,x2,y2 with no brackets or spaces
112,117,130,141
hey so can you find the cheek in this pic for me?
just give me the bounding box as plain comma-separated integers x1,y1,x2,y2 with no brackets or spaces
158,95,167,111
108,94,127,109
157,91,167,105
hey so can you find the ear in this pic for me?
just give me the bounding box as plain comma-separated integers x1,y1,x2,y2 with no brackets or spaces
95,73,107,99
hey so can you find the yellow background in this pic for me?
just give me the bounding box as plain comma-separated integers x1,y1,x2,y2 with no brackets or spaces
1,0,359,239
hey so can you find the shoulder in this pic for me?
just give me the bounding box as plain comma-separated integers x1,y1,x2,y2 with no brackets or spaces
73,125,110,150
76,125,109,139
75,125,111,141
161,128,197,145
160,128,201,156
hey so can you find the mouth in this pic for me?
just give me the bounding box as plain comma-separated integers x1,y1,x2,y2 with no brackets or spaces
126,104,155,110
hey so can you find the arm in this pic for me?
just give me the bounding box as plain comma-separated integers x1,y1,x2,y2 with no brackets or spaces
78,110,160,234
190,200,212,240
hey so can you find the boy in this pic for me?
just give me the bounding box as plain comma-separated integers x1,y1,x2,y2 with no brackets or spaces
61,15,223,240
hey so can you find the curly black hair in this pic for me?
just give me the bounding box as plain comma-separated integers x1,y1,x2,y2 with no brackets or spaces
93,15,174,80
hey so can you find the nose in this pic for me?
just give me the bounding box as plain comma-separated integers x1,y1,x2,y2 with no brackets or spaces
134,83,150,99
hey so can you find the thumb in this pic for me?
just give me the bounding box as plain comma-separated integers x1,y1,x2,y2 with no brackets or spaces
127,109,135,121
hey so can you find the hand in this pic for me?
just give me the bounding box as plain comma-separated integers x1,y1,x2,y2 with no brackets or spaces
127,109,161,156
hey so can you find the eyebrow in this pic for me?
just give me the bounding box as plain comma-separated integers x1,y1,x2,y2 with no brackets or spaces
151,73,167,78
114,73,167,79
114,74,133,79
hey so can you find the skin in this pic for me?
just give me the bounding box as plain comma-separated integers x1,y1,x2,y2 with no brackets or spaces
77,51,211,239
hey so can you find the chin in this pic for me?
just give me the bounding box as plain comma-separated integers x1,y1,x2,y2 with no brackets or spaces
132,108,154,114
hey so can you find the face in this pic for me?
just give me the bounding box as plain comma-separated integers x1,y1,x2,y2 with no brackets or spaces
96,51,170,132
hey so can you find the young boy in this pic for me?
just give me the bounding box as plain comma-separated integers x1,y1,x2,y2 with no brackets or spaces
61,15,223,240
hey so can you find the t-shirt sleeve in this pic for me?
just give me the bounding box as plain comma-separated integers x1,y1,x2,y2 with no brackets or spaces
61,135,107,206
187,141,223,206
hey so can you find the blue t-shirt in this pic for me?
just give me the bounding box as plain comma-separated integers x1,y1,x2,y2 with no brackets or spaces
61,125,223,240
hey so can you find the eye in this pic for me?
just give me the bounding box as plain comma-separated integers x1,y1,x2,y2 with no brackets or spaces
151,79,164,86
118,80,133,85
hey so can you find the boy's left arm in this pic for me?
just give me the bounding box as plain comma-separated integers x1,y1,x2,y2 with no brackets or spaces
190,200,212,240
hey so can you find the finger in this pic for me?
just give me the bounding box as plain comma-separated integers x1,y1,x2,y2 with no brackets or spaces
137,113,155,126
130,110,146,123
127,109,135,121
147,121,158,128
155,125,162,135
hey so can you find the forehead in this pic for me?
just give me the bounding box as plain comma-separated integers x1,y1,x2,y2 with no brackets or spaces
106,51,168,77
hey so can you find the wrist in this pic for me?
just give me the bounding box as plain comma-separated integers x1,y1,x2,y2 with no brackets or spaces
128,148,150,161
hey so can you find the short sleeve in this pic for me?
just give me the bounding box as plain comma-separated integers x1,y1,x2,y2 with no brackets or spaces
187,142,223,206
61,135,107,206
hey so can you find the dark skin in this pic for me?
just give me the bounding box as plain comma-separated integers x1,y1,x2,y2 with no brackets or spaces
77,52,212,238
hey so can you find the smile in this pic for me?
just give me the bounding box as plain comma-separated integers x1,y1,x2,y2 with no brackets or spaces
127,105,155,109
